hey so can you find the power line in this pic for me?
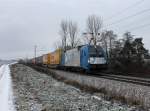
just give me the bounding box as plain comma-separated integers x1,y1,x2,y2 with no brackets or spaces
105,8,150,28
128,23,150,31
105,0,145,21
115,15,150,30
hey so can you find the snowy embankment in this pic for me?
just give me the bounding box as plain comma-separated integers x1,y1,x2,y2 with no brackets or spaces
0,64,15,111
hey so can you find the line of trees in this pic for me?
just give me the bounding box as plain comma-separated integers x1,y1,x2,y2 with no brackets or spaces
56,15,103,51
55,15,150,73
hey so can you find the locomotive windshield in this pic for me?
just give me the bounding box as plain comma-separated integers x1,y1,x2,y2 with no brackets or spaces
89,46,104,57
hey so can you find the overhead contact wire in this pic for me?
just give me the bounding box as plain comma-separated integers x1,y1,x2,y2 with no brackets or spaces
105,0,145,21
105,8,150,28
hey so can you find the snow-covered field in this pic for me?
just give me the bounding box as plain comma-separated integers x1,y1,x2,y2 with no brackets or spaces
0,64,15,111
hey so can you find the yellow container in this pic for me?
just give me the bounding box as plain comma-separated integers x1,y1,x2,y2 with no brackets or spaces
43,53,51,65
50,49,62,65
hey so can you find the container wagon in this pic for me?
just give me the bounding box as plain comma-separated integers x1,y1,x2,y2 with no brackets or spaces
49,48,62,68
35,56,43,66
43,53,51,66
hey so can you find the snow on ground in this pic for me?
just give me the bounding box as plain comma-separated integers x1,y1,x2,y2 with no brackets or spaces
0,64,16,111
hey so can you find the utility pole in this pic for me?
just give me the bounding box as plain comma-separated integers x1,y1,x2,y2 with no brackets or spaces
83,32,96,46
34,45,37,64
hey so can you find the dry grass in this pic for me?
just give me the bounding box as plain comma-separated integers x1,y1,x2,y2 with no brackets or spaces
26,64,147,110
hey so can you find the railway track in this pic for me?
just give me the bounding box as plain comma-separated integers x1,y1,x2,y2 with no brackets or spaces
96,73,150,86
29,64,150,86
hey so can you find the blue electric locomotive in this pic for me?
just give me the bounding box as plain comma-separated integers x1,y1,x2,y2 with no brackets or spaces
62,44,107,72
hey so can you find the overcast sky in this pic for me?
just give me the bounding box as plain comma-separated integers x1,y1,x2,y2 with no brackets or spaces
0,0,150,59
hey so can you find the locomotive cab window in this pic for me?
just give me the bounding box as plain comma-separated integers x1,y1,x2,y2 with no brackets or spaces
89,46,104,57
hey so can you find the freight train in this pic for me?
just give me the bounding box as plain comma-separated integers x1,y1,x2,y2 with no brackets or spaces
27,44,107,72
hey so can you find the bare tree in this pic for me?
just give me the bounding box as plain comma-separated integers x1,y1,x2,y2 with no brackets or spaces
106,30,117,58
68,20,79,48
86,15,103,45
101,31,108,57
59,20,68,51
101,30,117,58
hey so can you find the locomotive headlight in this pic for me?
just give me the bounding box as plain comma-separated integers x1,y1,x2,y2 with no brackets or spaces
90,58,94,62
88,58,94,64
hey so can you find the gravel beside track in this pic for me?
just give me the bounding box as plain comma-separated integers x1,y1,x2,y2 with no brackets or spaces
10,64,138,111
